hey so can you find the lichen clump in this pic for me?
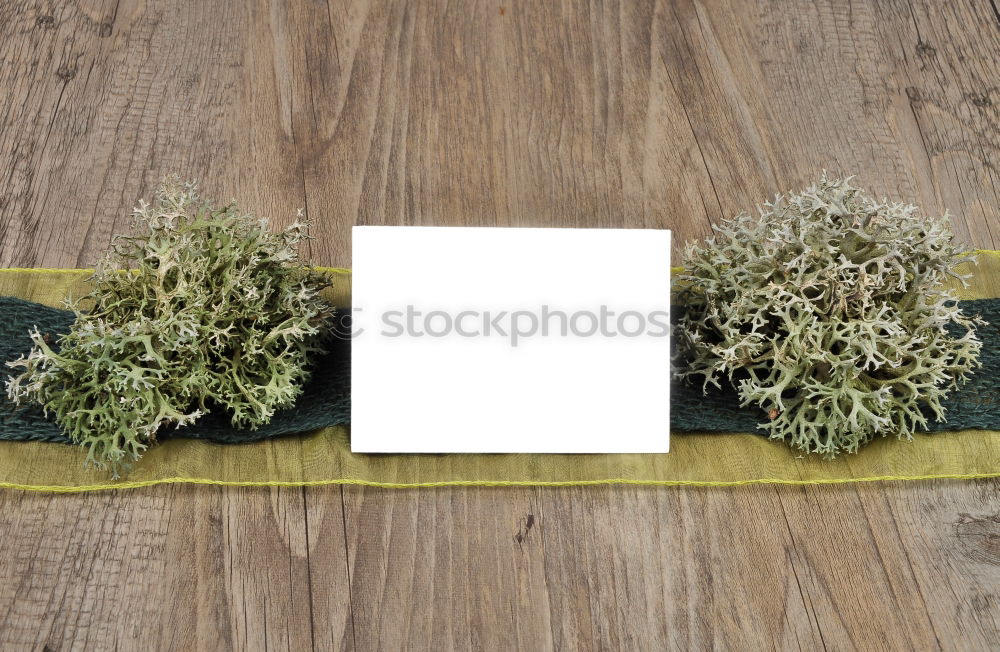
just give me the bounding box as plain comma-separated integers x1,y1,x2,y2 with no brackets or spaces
674,176,983,456
6,179,333,473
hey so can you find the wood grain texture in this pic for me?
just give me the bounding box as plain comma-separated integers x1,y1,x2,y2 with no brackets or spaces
0,0,998,649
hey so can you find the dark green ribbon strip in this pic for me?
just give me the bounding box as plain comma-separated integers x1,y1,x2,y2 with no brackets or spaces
2,296,998,444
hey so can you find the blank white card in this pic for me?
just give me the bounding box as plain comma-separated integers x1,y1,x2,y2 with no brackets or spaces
350,226,671,453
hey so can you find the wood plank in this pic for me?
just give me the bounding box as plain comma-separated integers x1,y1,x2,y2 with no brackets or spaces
874,0,1000,249
0,485,343,650
0,2,353,651
540,481,1000,650
332,487,553,650
302,487,357,652
0,0,312,269
318,0,1000,648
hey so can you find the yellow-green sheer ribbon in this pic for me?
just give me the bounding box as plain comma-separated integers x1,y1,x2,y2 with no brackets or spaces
1,253,998,492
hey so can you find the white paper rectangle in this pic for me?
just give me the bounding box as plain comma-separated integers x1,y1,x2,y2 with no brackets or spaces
350,226,671,453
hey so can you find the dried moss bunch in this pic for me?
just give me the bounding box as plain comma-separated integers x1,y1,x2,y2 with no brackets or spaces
674,175,984,457
6,178,333,474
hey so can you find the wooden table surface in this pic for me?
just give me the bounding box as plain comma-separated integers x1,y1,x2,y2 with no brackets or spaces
1,1,998,649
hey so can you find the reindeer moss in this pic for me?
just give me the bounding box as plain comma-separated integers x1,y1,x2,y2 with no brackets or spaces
674,176,984,457
5,179,333,474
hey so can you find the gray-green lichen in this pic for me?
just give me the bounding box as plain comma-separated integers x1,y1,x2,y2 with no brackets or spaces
674,175,984,457
5,178,333,475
